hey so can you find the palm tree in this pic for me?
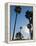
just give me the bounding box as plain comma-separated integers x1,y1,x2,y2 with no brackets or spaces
25,10,33,20
15,32,23,40
12,6,21,40
20,26,22,33
25,10,33,39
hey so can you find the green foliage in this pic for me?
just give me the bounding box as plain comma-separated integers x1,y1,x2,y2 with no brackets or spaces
25,10,33,20
16,32,23,40
15,6,21,13
27,24,31,29
20,26,22,29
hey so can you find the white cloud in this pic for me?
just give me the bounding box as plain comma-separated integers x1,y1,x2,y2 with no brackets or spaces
21,26,31,39
13,26,31,39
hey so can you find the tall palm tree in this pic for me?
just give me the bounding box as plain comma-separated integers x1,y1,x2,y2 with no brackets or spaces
25,10,33,39
12,6,21,40
20,26,22,33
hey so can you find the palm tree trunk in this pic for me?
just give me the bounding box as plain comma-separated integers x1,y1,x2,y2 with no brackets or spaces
29,19,31,39
12,13,17,40
29,27,31,39
29,18,33,39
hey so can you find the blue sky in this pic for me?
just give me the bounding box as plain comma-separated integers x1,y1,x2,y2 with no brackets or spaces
10,6,33,39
